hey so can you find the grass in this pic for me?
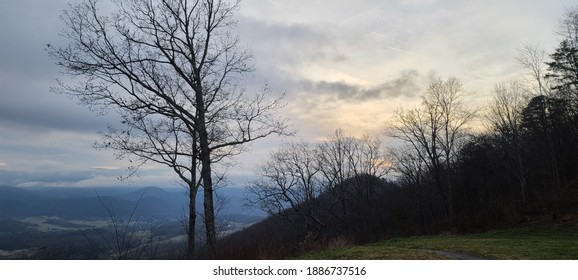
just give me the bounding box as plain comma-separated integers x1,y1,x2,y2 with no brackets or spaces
298,223,578,260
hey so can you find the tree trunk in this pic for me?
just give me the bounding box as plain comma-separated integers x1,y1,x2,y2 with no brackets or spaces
195,87,217,259
202,165,216,259
187,183,197,259
515,146,527,204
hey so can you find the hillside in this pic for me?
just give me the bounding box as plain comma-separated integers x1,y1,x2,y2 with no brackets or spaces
222,171,578,259
220,175,410,259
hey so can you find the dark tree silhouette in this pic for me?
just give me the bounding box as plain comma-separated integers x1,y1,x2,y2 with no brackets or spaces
48,0,288,258
387,77,476,220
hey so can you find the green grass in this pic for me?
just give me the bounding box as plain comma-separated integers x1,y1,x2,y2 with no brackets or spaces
299,224,578,260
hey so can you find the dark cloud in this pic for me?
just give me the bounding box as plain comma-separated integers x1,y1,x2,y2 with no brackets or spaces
297,70,420,101
237,15,350,95
0,90,116,133
236,16,420,102
0,0,70,79
0,0,118,133
237,16,340,67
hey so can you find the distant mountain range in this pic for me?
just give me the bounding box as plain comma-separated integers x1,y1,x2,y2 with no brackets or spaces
0,186,265,223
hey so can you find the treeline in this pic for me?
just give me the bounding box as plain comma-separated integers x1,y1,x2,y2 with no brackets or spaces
218,8,578,259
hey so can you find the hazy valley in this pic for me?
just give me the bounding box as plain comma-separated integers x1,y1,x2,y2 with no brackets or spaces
0,186,264,259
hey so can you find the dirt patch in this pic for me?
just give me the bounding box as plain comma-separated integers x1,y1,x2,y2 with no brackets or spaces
422,250,488,260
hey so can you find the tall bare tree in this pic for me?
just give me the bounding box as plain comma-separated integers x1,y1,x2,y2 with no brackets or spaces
516,43,551,96
548,7,578,113
389,146,429,233
485,80,529,202
387,77,475,219
48,0,288,258
557,7,578,48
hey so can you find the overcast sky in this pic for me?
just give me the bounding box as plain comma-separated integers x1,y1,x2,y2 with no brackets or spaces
0,0,575,189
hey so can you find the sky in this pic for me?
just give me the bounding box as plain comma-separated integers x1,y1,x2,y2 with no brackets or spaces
0,0,575,189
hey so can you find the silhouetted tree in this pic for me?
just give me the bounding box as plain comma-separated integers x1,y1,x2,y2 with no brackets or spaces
48,0,288,258
246,141,324,236
389,146,430,233
246,130,390,243
485,80,529,202
516,43,551,96
388,77,476,220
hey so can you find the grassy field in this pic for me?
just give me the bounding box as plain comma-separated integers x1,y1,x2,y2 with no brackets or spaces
299,223,578,260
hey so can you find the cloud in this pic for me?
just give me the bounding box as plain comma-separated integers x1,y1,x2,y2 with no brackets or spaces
92,166,122,171
297,70,420,101
0,169,93,187
1,0,576,189
237,16,343,75
0,91,116,133
276,69,432,139
0,165,167,188
0,0,118,134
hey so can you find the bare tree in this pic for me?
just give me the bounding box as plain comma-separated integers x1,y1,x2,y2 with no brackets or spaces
317,130,389,190
516,43,551,96
556,7,578,47
516,40,568,196
86,193,160,259
247,130,390,239
389,146,429,233
48,0,288,258
246,141,324,235
387,77,476,220
548,7,578,112
485,80,529,202
315,130,390,240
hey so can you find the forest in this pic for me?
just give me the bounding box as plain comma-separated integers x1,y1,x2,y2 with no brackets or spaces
44,0,578,259
220,9,578,259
